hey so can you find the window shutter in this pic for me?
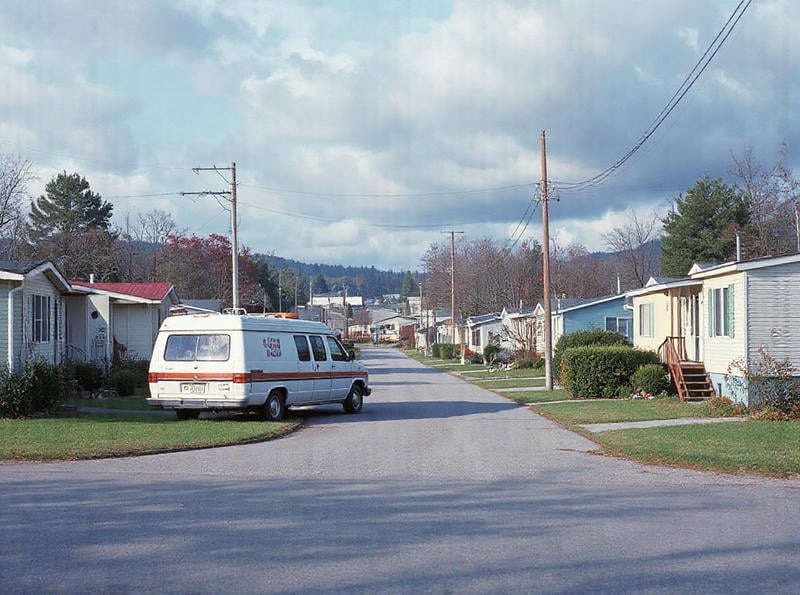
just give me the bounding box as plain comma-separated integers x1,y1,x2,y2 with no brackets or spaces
707,289,713,336
727,284,735,338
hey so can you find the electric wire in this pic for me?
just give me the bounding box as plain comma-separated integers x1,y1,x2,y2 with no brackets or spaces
553,0,751,194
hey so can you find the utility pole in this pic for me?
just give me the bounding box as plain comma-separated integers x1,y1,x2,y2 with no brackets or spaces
442,230,463,358
541,131,554,390
278,269,282,312
182,162,240,311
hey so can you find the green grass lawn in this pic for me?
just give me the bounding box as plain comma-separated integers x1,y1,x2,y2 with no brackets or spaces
473,377,546,389
594,421,800,478
0,413,299,461
502,389,571,403
69,396,150,411
530,398,715,425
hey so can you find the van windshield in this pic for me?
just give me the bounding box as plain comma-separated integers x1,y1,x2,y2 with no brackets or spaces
164,334,230,361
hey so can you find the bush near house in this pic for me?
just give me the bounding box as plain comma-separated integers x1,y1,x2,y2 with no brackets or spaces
630,363,671,396
0,360,74,418
564,346,660,399
553,329,631,385
432,343,458,359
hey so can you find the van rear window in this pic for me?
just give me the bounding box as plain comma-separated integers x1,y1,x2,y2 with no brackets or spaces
164,334,230,361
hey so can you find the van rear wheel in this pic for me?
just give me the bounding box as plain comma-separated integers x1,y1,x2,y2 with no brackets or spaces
263,392,285,421
343,385,363,414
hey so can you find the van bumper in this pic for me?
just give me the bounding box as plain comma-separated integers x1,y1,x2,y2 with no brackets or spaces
364,386,372,396
146,397,249,410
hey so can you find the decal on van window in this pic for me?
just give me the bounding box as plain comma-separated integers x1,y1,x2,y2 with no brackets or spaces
263,336,282,358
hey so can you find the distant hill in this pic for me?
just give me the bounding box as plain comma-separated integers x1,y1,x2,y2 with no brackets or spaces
258,254,408,298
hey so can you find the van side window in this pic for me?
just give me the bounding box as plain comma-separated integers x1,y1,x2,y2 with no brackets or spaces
309,335,327,361
293,335,311,361
326,336,348,362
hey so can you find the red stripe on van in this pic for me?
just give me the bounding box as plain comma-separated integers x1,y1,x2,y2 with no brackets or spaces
149,370,368,383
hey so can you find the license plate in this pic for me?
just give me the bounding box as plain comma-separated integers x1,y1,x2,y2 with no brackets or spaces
181,383,206,394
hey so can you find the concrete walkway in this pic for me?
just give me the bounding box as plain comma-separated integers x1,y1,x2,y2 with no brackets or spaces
580,416,746,433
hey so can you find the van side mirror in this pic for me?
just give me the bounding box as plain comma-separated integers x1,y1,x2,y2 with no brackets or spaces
347,349,356,361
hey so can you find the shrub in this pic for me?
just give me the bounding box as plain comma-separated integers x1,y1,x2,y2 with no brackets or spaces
68,360,104,392
483,342,502,364
116,359,150,388
553,329,630,384
0,360,73,418
563,346,659,399
726,347,800,417
111,368,138,397
434,343,457,359
630,363,670,396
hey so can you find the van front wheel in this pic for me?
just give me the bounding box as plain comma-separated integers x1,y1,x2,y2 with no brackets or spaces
263,392,285,421
343,385,363,414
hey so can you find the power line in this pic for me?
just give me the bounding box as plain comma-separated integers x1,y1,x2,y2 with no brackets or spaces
554,0,752,195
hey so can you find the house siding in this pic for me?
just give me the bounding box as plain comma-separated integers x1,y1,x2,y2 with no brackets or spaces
632,293,671,353
703,272,746,397
745,263,800,368
0,282,10,366
21,271,64,365
113,304,156,360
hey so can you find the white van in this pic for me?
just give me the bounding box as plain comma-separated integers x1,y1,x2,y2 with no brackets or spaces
146,313,371,421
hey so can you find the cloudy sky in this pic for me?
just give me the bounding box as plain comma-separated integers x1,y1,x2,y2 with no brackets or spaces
1,0,797,272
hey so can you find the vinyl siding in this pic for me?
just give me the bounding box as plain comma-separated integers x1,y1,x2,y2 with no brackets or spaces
0,281,11,366
745,262,800,368
702,272,746,378
23,271,64,365
632,293,671,353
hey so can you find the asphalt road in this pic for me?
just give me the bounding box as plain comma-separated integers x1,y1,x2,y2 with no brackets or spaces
1,347,798,594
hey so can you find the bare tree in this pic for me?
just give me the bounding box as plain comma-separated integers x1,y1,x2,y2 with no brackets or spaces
602,209,662,288
0,154,33,259
731,144,799,258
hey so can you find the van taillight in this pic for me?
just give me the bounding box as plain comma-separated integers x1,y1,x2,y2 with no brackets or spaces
233,373,251,383
148,373,158,383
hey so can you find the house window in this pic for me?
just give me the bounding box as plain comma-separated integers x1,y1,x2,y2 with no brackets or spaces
32,294,51,343
708,285,734,337
471,329,480,347
638,303,654,337
606,317,632,340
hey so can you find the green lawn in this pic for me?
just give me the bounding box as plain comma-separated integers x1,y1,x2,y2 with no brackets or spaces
473,377,546,389
0,413,299,461
594,421,800,478
69,396,150,411
503,389,571,403
530,398,715,425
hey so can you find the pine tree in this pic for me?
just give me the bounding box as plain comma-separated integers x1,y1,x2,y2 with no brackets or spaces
660,176,749,277
28,171,113,241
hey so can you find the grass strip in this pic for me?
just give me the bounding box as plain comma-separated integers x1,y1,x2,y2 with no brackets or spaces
594,421,800,478
0,414,299,461
503,389,571,404
531,398,715,425
69,396,150,411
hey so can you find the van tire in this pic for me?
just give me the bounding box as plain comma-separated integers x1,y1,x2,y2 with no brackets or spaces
264,392,285,421
176,409,200,421
343,385,363,414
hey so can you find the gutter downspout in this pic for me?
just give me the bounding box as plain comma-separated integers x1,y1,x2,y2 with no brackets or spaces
8,285,22,370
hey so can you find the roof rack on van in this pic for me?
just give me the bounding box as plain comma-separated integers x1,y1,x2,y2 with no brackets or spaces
169,304,221,316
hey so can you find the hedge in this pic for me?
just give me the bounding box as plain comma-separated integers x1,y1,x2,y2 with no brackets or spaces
553,329,630,384
563,345,660,399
